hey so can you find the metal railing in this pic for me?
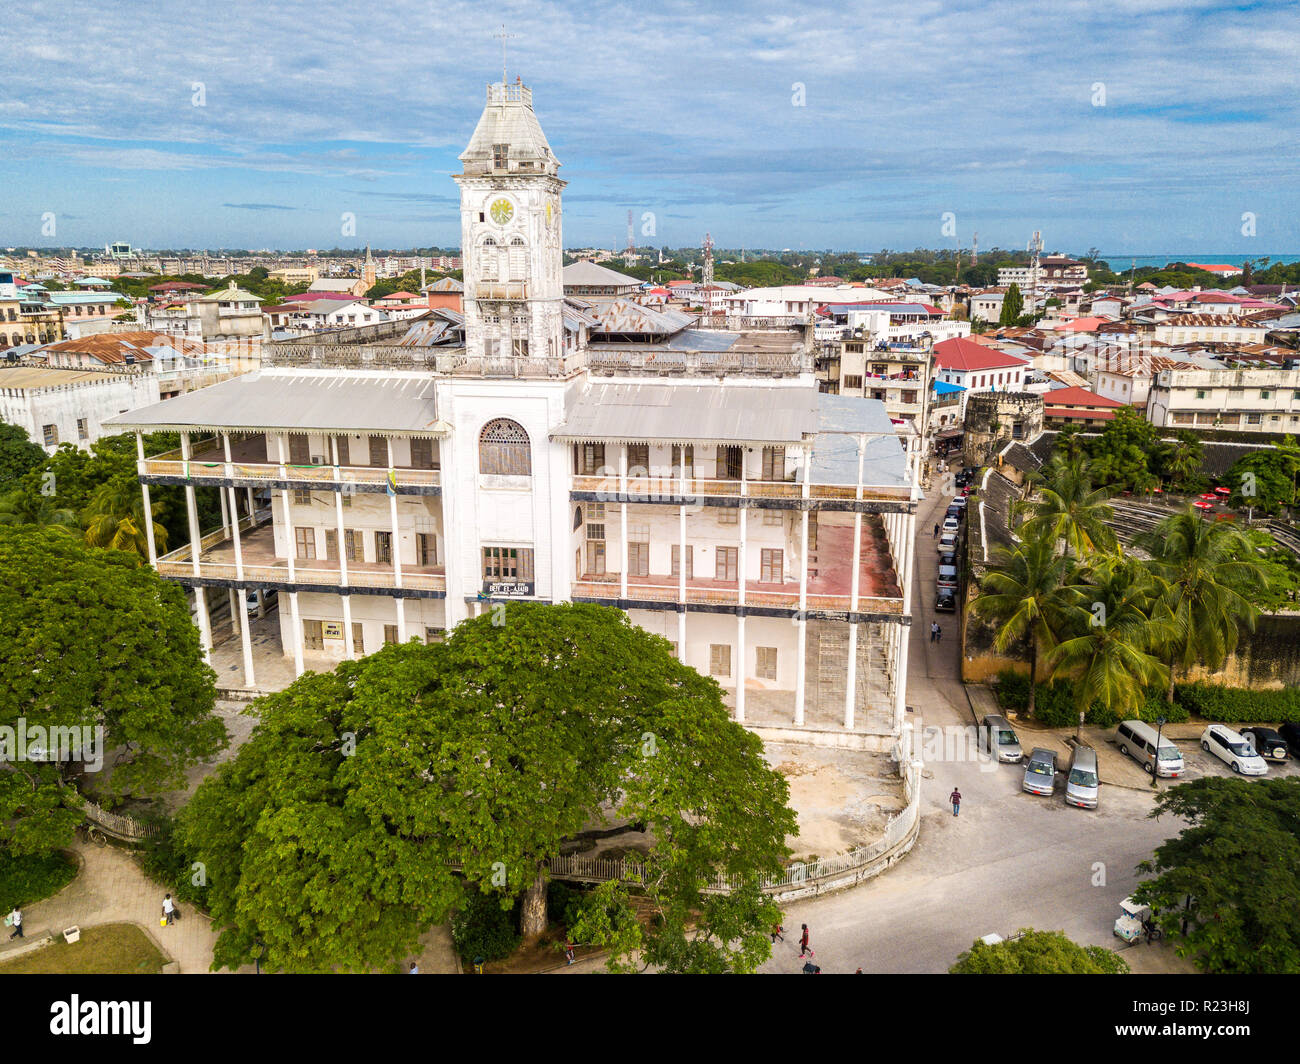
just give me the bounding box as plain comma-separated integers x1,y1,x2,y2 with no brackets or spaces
571,578,902,613
142,456,441,488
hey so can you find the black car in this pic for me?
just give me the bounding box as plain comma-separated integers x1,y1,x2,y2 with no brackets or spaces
946,504,964,523
938,551,958,568
1280,722,1300,756
935,590,956,612
1240,726,1289,762
953,472,970,489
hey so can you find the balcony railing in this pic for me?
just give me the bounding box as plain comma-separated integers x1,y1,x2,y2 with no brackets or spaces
156,556,446,593
569,475,910,503
141,452,441,488
571,576,902,614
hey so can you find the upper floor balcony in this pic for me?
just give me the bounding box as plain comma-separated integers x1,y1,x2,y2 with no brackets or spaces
569,473,912,507
140,434,441,493
156,518,446,595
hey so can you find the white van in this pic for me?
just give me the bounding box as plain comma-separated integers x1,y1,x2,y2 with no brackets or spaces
1115,720,1184,778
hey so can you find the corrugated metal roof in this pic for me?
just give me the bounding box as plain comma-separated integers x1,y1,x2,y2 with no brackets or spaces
562,260,643,288
105,373,448,434
0,367,118,390
554,381,819,444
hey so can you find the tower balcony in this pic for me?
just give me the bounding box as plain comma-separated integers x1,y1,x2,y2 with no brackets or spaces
473,281,531,300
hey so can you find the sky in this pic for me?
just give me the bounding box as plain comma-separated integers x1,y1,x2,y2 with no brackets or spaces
1,0,1297,256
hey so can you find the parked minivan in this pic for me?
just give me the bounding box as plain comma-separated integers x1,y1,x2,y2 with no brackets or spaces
980,714,1022,763
1115,720,1184,778
1065,746,1100,809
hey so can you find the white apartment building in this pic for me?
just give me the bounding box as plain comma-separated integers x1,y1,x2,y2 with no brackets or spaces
997,257,1087,290
0,366,160,451
1147,365,1300,433
723,285,894,321
111,80,920,743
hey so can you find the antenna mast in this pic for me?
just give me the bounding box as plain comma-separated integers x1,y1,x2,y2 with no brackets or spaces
626,210,635,263
702,232,714,287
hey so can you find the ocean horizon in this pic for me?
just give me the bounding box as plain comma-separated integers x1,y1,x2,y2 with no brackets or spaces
1098,253,1300,272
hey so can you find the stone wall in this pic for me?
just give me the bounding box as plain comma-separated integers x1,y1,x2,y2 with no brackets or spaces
962,392,1045,469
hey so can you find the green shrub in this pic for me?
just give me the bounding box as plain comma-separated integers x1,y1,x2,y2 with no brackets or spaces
993,675,1186,728
0,850,77,910
1175,683,1300,723
546,880,587,929
450,890,521,963
136,822,210,910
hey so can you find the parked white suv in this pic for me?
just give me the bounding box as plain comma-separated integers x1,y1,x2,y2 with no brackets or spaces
1200,725,1268,776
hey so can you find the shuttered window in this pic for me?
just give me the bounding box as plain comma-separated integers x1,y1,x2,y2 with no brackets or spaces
480,419,532,475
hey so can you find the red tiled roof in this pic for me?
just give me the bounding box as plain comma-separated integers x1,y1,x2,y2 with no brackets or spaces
933,336,1030,371
1044,386,1125,409
1046,407,1118,421
1056,316,1113,332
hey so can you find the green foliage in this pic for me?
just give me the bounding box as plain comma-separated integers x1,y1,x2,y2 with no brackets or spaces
177,604,795,974
1175,683,1300,723
0,527,224,857
0,850,78,911
0,422,47,492
450,890,521,962
992,671,1182,727
1135,777,1300,973
998,283,1024,326
1087,408,1161,491
951,929,1130,973
1224,437,1300,515
136,821,210,910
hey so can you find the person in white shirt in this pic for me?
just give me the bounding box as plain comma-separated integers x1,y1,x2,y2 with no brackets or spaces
8,908,22,940
162,894,175,926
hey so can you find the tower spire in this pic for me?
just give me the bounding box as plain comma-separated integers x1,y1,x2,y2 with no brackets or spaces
493,24,516,85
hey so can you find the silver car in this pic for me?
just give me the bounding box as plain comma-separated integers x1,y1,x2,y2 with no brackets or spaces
1022,747,1057,795
981,714,1022,763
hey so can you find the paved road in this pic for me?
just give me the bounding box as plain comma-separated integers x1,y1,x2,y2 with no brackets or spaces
760,487,1188,974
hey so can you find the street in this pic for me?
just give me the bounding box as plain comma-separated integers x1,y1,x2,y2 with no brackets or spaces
760,486,1189,974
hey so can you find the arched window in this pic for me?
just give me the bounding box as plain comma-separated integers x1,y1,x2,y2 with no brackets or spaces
573,506,583,530
480,236,499,281
508,237,527,281
479,418,531,475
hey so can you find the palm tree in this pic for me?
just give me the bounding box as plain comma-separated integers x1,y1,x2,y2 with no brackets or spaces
1158,431,1201,492
1138,508,1266,704
973,527,1085,718
0,489,78,531
1018,454,1118,558
82,477,168,561
1047,556,1171,719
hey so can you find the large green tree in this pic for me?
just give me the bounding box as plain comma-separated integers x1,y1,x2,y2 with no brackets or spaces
1018,454,1117,557
0,528,225,857
1047,556,1170,717
0,422,47,492
972,527,1083,717
951,928,1129,974
998,283,1024,326
1138,509,1265,703
179,604,795,974
1225,437,1300,515
1087,408,1160,491
1135,777,1300,974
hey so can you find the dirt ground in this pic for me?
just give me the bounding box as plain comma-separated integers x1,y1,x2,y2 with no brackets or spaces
763,743,905,860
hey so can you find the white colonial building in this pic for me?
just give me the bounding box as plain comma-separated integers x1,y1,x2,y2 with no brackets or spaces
110,80,919,742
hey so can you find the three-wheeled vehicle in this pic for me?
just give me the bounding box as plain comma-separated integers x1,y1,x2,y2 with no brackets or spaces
1113,896,1158,943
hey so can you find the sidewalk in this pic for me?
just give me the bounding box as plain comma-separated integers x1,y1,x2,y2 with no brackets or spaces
19,840,238,974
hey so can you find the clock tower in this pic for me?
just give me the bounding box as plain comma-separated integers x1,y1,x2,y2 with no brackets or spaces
455,78,566,372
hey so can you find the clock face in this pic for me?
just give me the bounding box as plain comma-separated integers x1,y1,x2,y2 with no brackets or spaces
488,198,514,225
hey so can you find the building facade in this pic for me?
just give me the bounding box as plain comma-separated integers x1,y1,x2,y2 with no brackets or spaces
110,80,919,744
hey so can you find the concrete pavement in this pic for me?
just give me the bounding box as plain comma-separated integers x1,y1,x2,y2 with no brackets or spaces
759,486,1192,974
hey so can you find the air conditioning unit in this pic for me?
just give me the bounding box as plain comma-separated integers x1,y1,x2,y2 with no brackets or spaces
311,455,327,465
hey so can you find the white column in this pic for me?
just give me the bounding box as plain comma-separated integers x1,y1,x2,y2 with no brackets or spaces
395,596,407,644
735,615,746,723
845,622,858,730
135,432,157,567
246,486,256,523
677,609,686,665
342,595,355,660
796,506,809,726
181,432,213,659
386,437,403,583
218,481,230,536
223,448,255,689
619,445,629,599
845,437,865,730
277,434,304,678
332,437,350,590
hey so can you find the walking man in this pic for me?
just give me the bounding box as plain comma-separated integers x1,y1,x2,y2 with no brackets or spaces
935,624,942,643
933,522,939,538
799,923,813,958
7,907,21,940
409,962,419,974
771,923,785,943
929,622,937,643
162,893,175,926
950,787,962,817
